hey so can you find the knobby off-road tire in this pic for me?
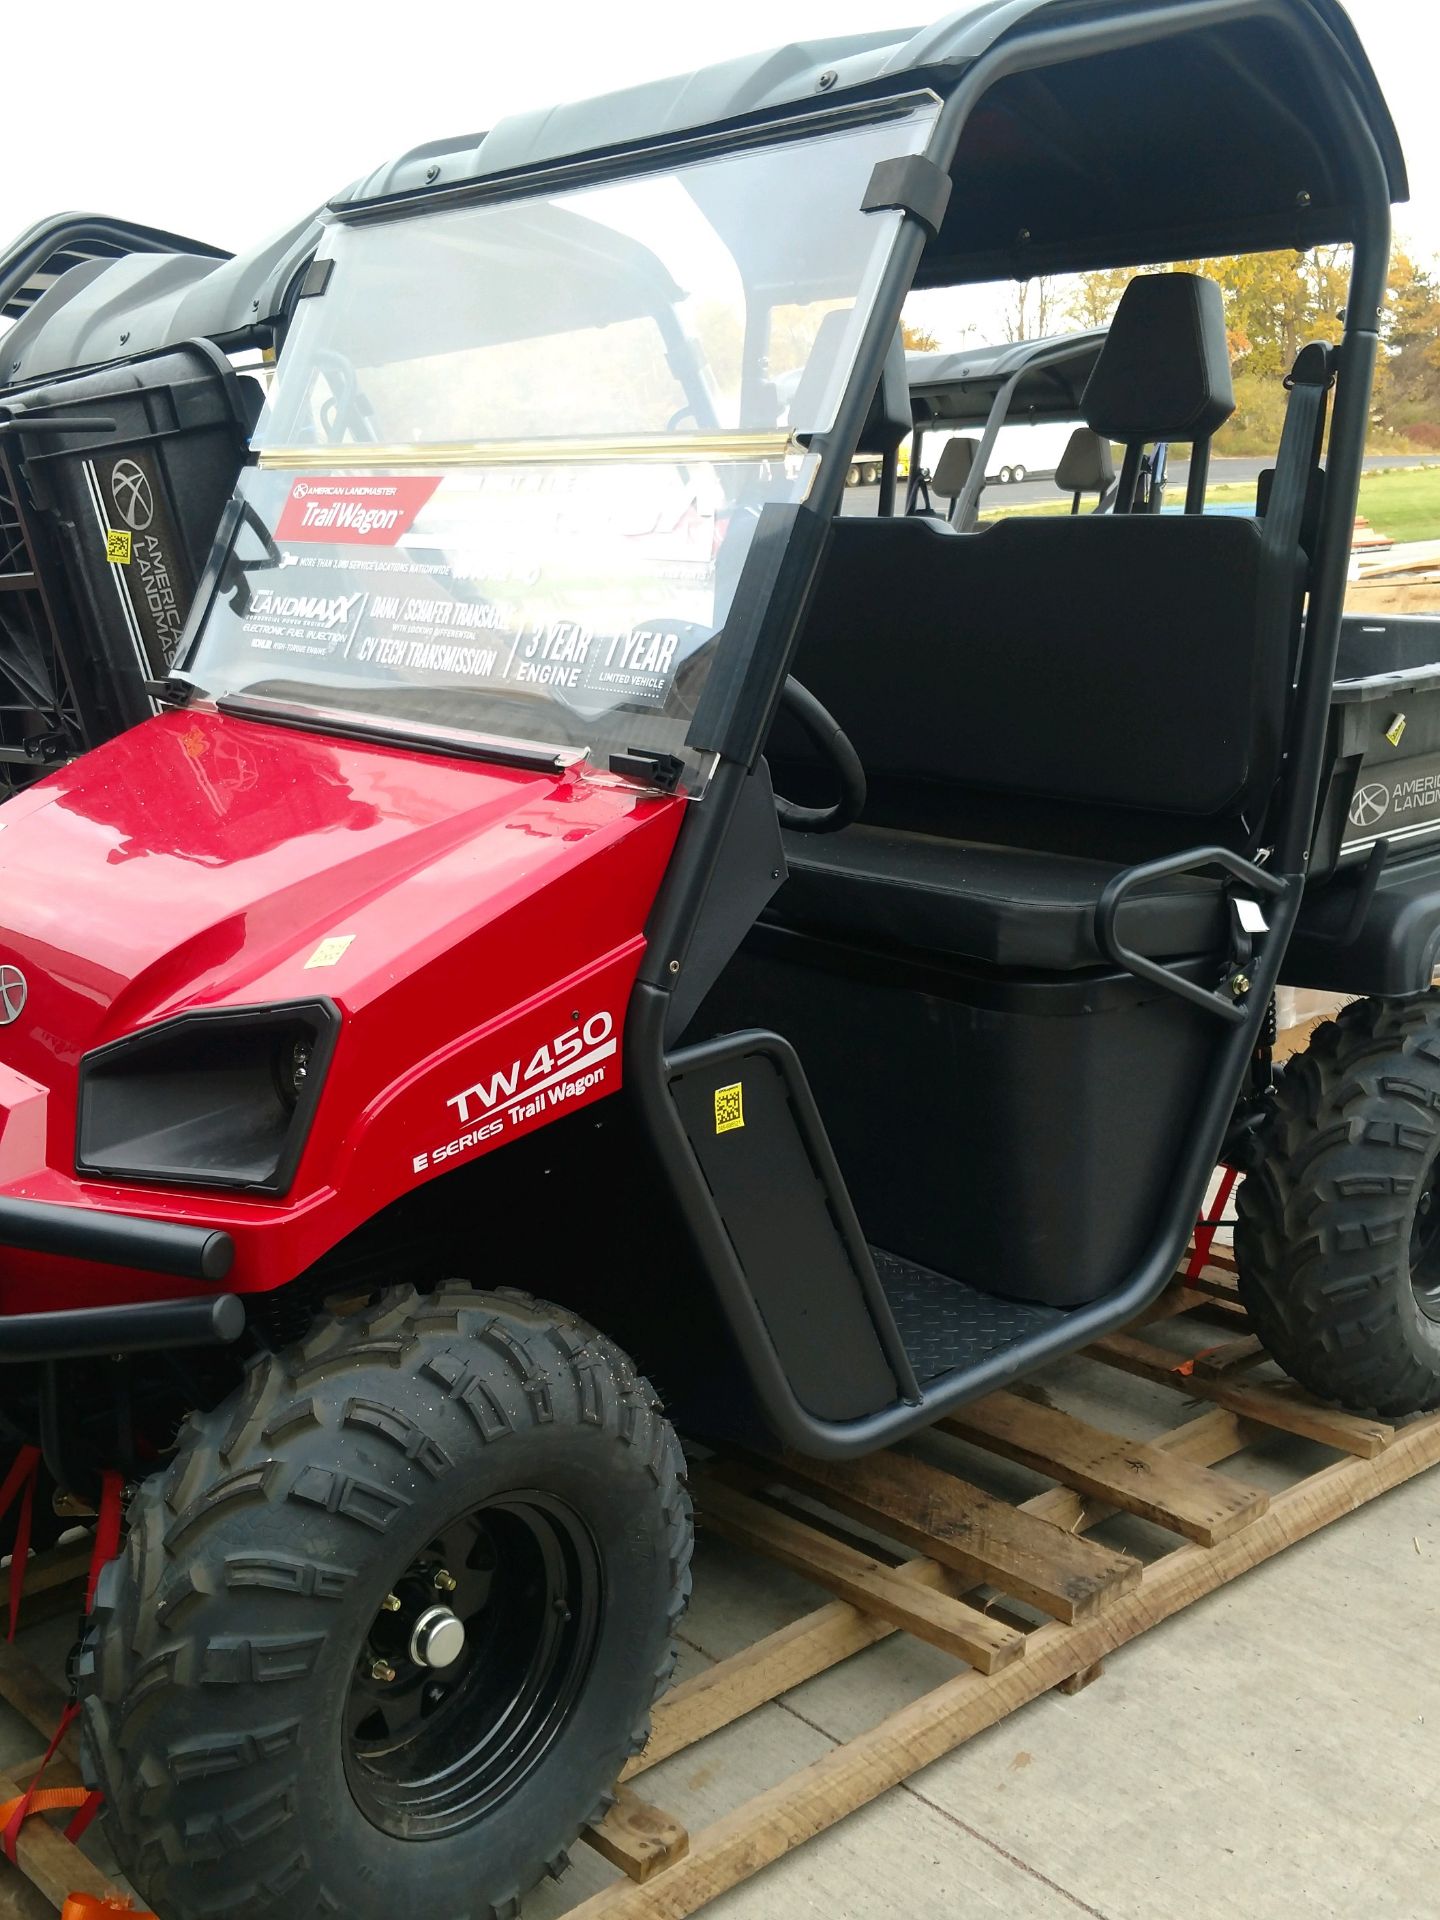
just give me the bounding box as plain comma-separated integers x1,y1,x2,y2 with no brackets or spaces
79,1285,692,1920
1236,994,1440,1417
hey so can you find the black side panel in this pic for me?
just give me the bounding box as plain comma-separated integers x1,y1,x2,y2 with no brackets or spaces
694,926,1217,1308
5,342,254,743
668,1042,899,1422
1286,844,1440,997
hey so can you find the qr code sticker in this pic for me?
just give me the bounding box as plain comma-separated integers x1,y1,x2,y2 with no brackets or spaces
106,529,132,564
714,1082,745,1135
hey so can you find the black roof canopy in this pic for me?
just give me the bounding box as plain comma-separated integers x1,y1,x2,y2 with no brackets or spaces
340,0,1405,283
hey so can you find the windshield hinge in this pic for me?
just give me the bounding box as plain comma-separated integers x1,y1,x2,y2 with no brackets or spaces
297,257,335,300
861,155,951,238
609,747,685,792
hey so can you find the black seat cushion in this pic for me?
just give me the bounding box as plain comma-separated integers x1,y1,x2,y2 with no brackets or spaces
776,825,1227,971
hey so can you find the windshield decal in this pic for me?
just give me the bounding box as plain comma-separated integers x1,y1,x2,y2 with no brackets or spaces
276,476,442,545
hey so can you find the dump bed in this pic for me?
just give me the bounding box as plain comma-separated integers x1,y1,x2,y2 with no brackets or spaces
1312,613,1440,876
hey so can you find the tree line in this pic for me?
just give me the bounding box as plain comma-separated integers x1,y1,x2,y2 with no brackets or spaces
915,248,1440,456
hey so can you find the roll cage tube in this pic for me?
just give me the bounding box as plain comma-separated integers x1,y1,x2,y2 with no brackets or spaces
947,332,1106,529
626,0,1396,1456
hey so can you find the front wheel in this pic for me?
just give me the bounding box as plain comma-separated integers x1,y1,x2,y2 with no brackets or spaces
1235,994,1440,1417
80,1285,692,1920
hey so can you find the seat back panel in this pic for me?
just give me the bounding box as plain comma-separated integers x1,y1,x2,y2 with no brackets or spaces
778,513,1285,853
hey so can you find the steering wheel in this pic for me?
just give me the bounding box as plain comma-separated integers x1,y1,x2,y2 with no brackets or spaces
772,676,866,835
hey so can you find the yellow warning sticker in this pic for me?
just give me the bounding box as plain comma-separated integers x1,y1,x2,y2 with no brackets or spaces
1385,712,1407,746
714,1082,745,1134
105,529,132,565
304,934,355,969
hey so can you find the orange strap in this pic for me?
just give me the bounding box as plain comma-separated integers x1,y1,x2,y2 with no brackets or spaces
2,1472,126,1864
62,1896,157,1918
0,1786,89,1823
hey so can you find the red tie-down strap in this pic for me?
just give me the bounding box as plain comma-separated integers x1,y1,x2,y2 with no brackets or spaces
1185,1164,1240,1279
1,1471,125,1865
0,1445,41,1643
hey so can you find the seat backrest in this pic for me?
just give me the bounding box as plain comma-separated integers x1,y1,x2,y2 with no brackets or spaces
1055,428,1115,511
931,437,977,499
1083,273,1234,513
776,511,1294,862
771,274,1299,865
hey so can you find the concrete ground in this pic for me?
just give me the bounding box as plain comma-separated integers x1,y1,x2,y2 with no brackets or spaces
1,1336,1434,1920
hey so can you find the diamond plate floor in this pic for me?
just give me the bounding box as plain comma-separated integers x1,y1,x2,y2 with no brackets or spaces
871,1245,1063,1382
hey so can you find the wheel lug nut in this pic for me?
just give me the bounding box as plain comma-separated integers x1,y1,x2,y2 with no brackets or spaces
433,1568,457,1593
370,1659,397,1683
381,1593,402,1613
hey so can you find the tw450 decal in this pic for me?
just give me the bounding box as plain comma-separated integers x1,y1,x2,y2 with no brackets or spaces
446,1013,616,1125
413,1013,618,1176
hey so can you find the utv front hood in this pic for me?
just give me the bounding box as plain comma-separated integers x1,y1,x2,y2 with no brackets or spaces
0,707,681,1173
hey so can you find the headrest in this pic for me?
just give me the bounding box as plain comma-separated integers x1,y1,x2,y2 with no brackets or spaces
1055,427,1115,496
931,437,977,497
787,311,911,458
856,326,911,456
1082,273,1235,445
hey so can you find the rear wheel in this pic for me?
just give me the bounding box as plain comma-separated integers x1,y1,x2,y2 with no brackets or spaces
80,1284,692,1920
1235,994,1440,1416
998,465,1014,484
1010,464,1027,483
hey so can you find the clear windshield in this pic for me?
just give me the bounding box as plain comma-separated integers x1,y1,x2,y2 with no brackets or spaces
184,100,938,790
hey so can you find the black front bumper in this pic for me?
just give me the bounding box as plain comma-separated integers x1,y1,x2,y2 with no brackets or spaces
0,1195,242,1362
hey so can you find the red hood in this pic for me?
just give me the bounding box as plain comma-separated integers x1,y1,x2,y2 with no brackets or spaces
0,706,676,1087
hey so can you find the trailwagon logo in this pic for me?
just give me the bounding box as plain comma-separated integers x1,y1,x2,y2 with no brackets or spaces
275,475,442,546
412,1013,617,1174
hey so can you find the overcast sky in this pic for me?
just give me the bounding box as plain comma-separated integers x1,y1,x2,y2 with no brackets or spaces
4,1,1437,294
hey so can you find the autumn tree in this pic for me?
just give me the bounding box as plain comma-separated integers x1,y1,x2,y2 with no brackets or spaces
1003,277,1059,342
901,321,941,353
1063,267,1139,330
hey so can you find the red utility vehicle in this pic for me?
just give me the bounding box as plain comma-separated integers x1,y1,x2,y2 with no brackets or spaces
0,2,1420,1915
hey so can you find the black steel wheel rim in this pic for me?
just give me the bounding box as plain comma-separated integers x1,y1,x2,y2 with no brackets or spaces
343,1493,602,1839
1410,1161,1440,1320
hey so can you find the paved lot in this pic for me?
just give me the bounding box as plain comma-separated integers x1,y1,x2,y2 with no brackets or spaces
3,1345,1433,1920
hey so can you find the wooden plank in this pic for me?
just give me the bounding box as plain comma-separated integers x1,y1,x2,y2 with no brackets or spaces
1055,1659,1105,1695
1081,1332,1395,1458
624,1559,960,1780
0,1541,91,1618
1191,1334,1268,1380
583,1788,689,1883
629,1408,1254,1779
758,1448,1140,1622
0,1644,79,1766
564,1409,1440,1920
694,1479,1025,1674
940,1391,1269,1546
0,1765,117,1908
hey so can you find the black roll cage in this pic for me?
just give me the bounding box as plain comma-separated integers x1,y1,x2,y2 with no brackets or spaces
624,0,1396,1456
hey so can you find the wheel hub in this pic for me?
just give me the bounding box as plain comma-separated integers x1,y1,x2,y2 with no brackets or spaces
343,1496,601,1841
409,1604,466,1669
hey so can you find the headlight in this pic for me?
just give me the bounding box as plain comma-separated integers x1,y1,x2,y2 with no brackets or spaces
77,1001,339,1193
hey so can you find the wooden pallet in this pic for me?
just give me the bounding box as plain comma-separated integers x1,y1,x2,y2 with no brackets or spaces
0,1262,1436,1918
